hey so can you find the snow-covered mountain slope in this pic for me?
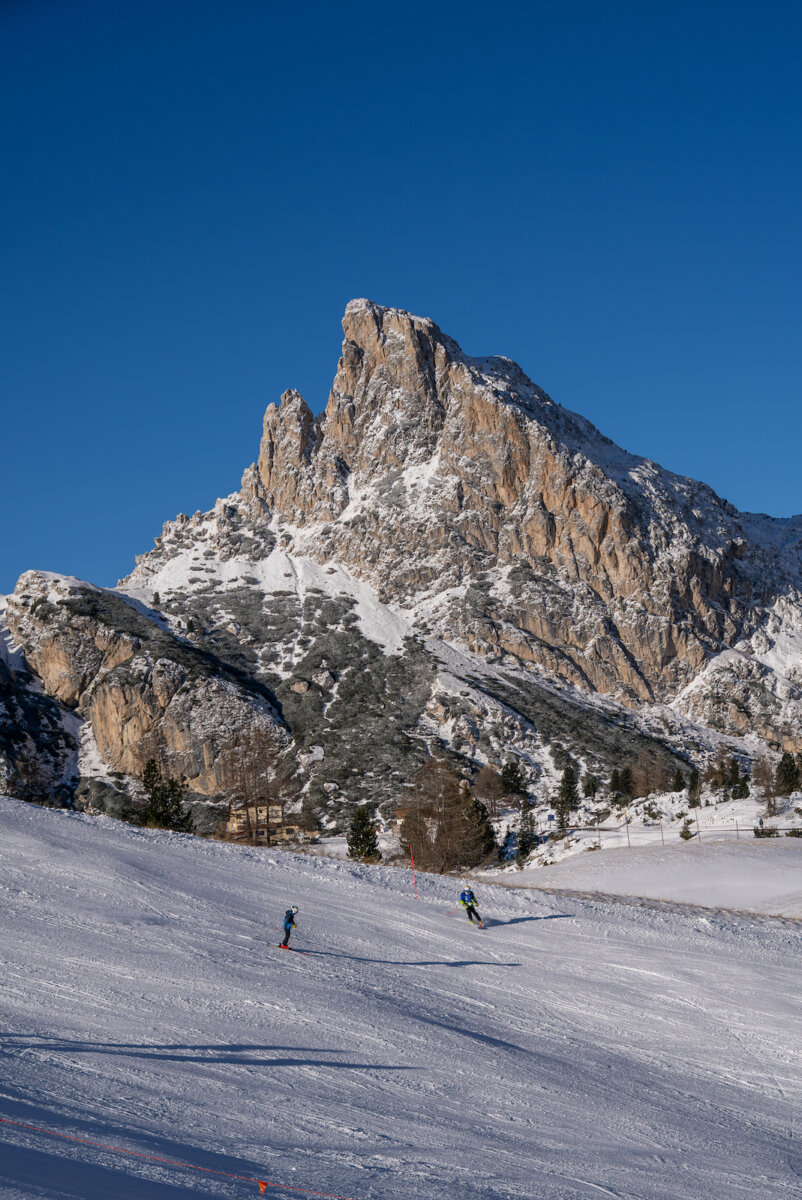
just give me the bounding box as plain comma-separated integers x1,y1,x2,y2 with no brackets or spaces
1,797,799,1200
110,499,701,818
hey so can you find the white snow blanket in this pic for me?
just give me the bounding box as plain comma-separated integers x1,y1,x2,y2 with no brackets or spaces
500,838,802,918
0,797,799,1199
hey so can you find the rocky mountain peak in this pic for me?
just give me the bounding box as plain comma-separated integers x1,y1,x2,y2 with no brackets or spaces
4,301,802,827
248,300,464,522
235,301,802,740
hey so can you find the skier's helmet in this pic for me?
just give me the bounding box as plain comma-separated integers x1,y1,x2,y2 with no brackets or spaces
291,905,299,913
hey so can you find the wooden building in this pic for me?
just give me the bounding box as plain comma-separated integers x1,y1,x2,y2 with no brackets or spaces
226,802,310,844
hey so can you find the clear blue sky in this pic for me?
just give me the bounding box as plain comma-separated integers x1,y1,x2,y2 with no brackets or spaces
2,1,801,595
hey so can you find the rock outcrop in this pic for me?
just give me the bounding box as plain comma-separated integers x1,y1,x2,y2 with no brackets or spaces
6,574,288,797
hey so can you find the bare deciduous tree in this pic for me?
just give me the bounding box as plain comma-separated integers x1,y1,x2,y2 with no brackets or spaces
472,765,506,819
401,755,496,872
398,806,437,870
218,729,287,844
751,752,778,817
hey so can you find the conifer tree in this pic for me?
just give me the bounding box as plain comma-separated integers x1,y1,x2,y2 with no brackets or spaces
558,765,580,812
501,760,525,797
13,744,56,805
672,769,685,793
516,798,537,866
555,765,579,831
142,759,192,831
142,759,161,804
347,804,381,862
582,773,599,799
720,756,750,800
433,789,496,870
776,751,800,797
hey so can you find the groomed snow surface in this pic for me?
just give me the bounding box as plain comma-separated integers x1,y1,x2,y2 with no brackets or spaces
502,838,802,919
1,799,800,1200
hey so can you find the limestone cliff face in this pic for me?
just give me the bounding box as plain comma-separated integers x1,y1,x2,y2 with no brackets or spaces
6,573,288,796
241,299,801,716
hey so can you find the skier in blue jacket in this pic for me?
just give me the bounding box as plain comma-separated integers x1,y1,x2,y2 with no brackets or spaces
459,886,483,928
280,906,298,948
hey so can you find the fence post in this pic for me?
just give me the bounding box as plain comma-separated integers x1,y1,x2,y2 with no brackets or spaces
597,817,601,850
695,811,701,843
410,847,418,899
625,820,631,849
659,819,664,848
735,821,739,841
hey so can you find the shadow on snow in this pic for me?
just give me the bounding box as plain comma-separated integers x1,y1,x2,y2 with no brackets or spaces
303,950,521,967
481,913,573,928
3,1035,411,1071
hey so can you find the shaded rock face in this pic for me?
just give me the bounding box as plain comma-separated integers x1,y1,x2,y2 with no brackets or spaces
6,574,288,796
243,300,802,718
0,655,76,802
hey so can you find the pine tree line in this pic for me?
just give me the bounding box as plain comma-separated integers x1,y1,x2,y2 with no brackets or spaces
342,744,802,871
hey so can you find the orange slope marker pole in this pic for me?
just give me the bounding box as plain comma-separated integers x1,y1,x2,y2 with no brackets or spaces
257,1179,356,1198
0,1116,355,1199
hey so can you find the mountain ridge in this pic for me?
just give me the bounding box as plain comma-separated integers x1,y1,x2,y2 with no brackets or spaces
3,300,802,826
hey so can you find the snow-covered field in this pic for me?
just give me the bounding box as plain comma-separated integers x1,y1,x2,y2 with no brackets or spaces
1,798,800,1200
497,838,802,918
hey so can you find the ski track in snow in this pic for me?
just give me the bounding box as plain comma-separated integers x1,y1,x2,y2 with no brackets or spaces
0,798,800,1200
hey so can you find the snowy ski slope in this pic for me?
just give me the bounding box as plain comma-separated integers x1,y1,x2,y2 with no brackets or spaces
499,838,802,918
0,797,799,1199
